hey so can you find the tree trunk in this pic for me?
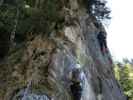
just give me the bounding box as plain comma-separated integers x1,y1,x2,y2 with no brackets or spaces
35,0,40,8
10,8,19,45
34,0,45,9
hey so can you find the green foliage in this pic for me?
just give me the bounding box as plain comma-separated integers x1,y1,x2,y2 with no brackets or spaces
0,0,63,44
0,5,16,33
114,65,120,80
0,0,65,59
114,62,133,99
24,0,61,34
22,0,62,34
0,0,25,43
87,0,111,21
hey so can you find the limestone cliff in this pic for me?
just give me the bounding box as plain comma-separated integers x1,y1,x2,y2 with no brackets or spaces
0,0,126,100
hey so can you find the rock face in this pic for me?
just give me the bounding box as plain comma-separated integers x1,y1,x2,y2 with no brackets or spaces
0,0,126,100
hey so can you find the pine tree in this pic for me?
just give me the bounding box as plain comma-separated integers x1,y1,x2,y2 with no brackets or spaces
88,0,111,20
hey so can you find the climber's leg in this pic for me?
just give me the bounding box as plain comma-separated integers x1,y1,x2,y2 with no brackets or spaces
99,41,104,54
103,40,108,53
73,92,82,100
70,83,82,100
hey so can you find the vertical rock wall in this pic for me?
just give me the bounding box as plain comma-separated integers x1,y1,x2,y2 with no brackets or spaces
0,0,126,100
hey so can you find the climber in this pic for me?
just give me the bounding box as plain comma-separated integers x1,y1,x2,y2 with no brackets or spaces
70,64,84,100
97,31,108,54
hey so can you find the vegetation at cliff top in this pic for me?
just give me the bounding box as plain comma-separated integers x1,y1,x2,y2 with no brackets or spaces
0,0,111,39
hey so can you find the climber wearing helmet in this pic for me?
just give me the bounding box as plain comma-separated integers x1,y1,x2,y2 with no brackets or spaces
70,64,84,100
97,31,108,54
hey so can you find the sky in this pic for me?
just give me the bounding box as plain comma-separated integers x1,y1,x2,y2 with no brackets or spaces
107,0,133,61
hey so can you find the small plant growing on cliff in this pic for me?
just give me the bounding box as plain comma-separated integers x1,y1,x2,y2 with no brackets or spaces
88,0,111,21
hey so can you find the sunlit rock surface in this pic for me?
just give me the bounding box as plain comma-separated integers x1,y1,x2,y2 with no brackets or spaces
0,0,126,100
